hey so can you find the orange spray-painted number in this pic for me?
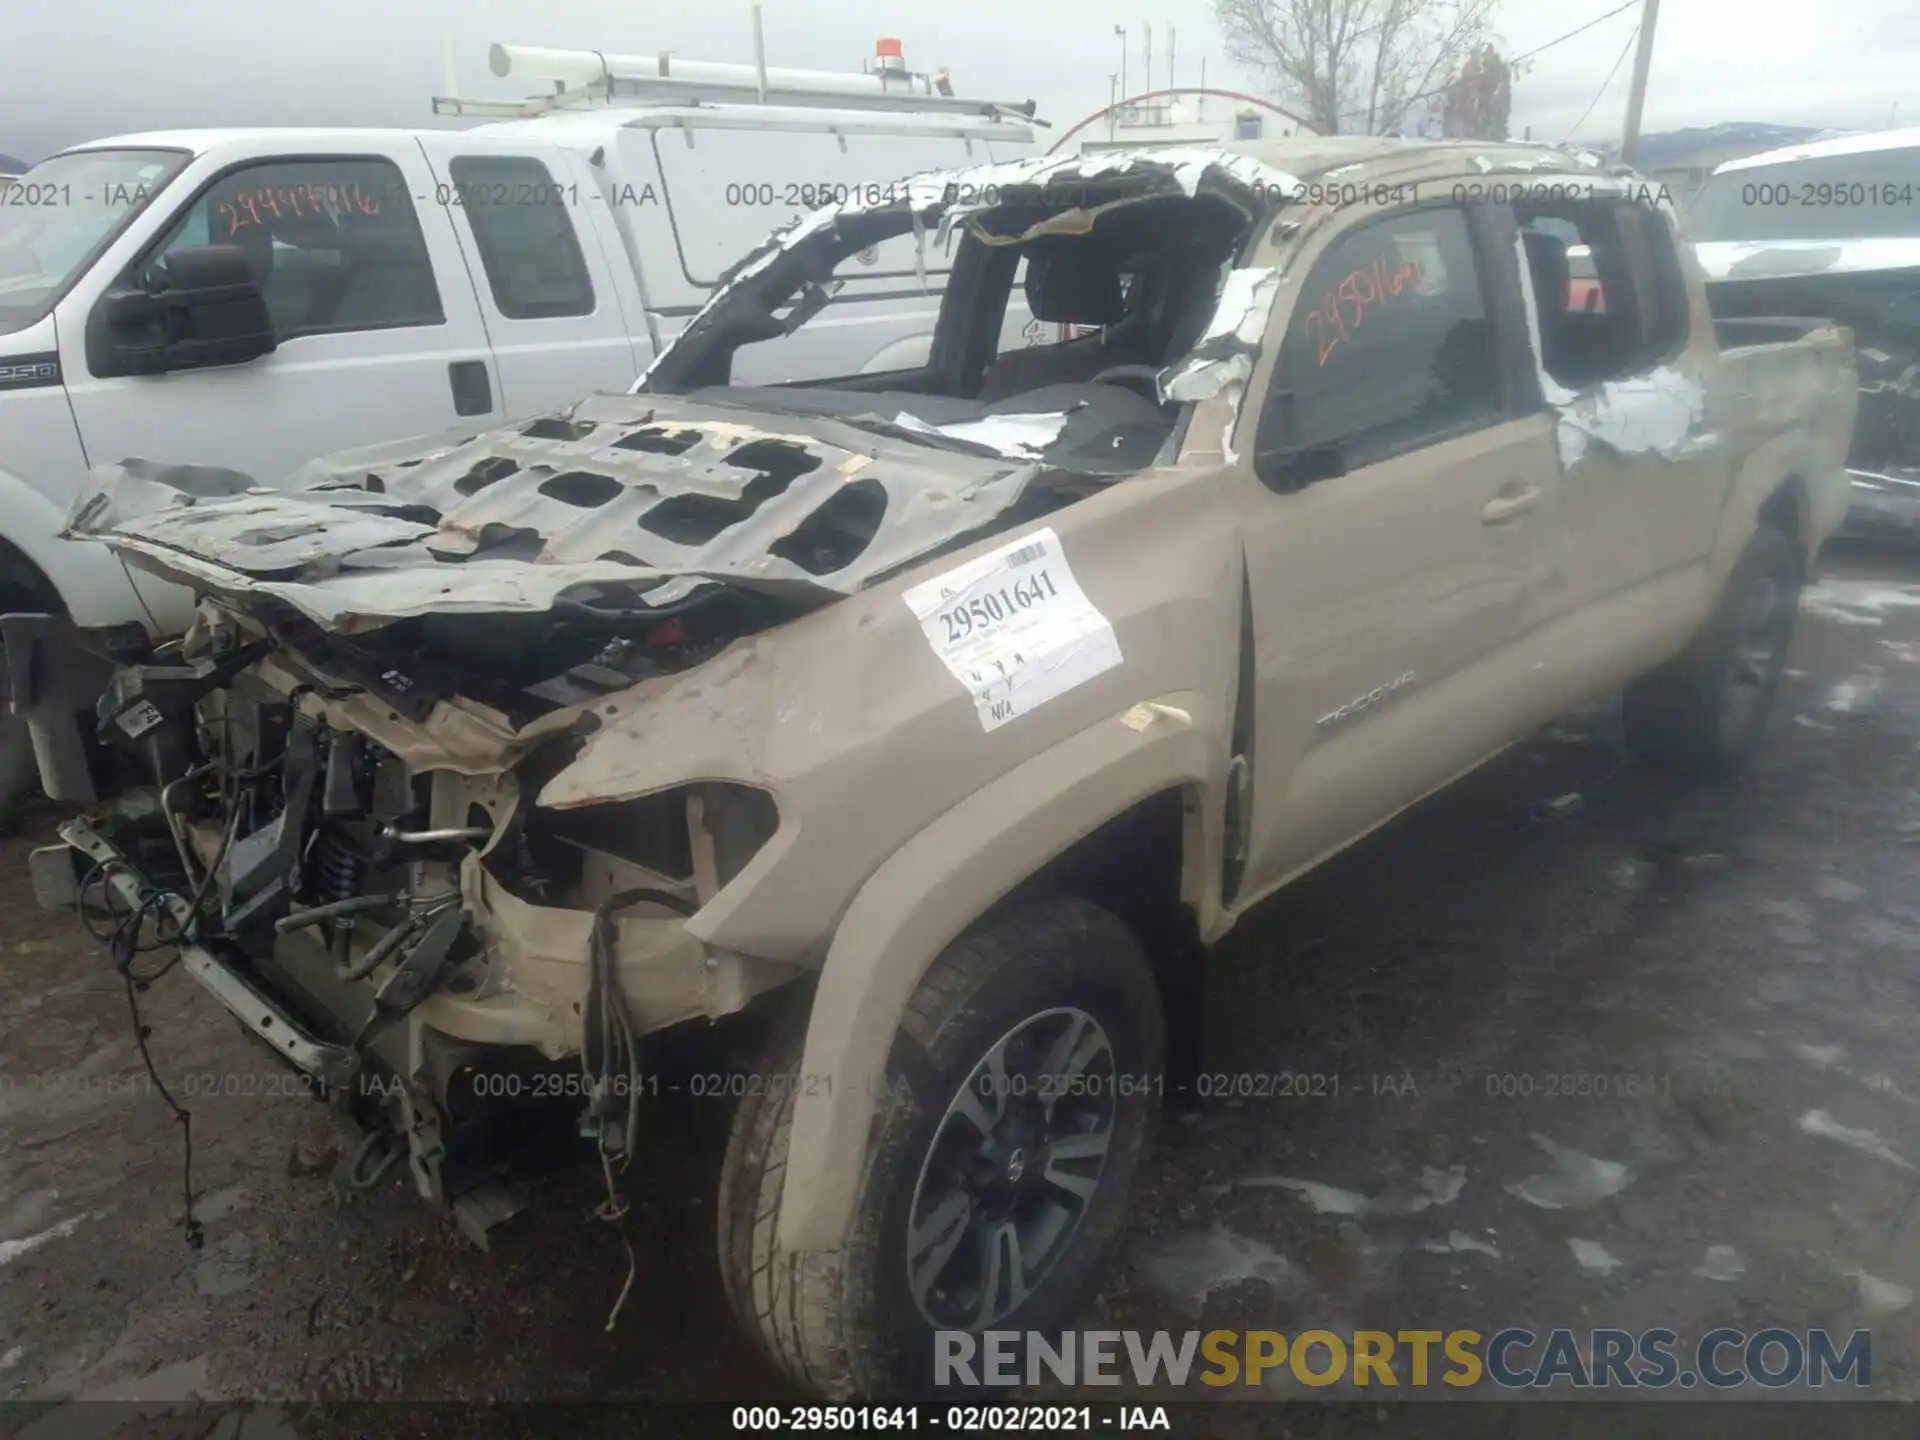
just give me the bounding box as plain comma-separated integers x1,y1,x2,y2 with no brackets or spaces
1301,253,1426,367
218,180,385,238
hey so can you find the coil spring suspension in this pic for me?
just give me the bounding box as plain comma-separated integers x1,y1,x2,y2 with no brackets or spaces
313,832,363,962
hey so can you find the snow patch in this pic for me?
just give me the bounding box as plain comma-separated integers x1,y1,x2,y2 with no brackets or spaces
1507,1134,1633,1209
1799,1109,1913,1168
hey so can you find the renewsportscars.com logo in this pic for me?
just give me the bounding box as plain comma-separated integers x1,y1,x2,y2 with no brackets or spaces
935,1327,1872,1390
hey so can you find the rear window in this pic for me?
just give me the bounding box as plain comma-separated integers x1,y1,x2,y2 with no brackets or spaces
1689,149,1920,242
447,155,595,319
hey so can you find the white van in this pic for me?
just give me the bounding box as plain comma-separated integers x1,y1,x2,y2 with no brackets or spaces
0,39,1039,805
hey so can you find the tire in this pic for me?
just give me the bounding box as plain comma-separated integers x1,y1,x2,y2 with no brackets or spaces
1622,520,1802,775
0,555,53,820
717,897,1166,1398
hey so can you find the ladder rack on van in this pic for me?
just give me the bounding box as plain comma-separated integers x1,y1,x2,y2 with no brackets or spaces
432,23,1041,135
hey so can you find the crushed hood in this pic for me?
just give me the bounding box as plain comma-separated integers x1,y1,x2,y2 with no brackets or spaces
62,393,1059,634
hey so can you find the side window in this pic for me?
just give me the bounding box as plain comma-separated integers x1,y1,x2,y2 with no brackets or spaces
447,155,595,320
142,157,443,341
1516,199,1687,389
1259,206,1501,473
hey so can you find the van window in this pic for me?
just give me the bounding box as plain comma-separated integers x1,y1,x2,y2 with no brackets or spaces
1516,198,1687,388
446,155,595,320
1257,206,1501,473
144,157,443,340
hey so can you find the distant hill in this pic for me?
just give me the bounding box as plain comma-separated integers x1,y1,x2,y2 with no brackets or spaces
0,153,27,174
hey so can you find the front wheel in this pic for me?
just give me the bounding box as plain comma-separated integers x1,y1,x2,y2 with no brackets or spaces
716,897,1165,1398
1622,520,1802,775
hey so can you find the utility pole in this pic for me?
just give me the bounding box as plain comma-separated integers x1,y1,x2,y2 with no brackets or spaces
1618,0,1661,165
1144,23,1153,96
1115,25,1128,101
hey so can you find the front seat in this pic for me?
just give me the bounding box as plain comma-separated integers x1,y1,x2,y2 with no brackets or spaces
976,240,1137,403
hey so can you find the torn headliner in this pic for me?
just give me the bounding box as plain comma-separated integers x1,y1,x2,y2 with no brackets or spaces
63,395,1061,634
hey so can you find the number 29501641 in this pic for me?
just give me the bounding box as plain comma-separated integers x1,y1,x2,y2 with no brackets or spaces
936,568,1060,645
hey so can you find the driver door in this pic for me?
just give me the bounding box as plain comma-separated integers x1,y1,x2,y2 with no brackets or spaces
58,136,498,487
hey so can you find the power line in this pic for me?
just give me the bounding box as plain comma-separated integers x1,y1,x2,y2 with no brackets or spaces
1561,21,1640,142
1333,0,1640,127
1511,0,1639,67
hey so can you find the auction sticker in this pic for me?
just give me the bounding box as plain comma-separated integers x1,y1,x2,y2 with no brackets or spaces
903,527,1122,732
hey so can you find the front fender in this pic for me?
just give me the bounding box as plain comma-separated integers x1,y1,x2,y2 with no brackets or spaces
0,466,146,626
775,687,1225,1254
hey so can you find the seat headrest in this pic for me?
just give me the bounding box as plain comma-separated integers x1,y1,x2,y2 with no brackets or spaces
1024,240,1128,326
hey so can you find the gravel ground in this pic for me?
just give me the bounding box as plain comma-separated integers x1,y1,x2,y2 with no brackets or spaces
2,542,1918,1435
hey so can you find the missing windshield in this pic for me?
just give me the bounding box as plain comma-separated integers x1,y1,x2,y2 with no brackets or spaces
638,168,1266,471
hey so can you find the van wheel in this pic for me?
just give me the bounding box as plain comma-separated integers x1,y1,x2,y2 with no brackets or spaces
1622,521,1801,775
716,898,1165,1398
0,557,53,821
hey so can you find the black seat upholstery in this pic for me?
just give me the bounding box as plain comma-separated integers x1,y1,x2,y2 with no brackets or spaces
977,239,1140,402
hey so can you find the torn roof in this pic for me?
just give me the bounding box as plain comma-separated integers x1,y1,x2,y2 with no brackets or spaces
635,145,1306,394
63,395,1056,634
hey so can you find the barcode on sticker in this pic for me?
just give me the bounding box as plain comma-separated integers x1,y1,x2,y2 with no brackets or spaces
1004,540,1047,567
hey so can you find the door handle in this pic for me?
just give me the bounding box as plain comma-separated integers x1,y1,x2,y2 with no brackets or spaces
1481,485,1542,525
448,359,492,417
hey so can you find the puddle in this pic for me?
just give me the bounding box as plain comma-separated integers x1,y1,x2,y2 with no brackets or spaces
1799,1109,1913,1169
193,1233,257,1298
1135,1227,1306,1314
1507,1134,1633,1209
191,1187,252,1226
1568,1238,1623,1275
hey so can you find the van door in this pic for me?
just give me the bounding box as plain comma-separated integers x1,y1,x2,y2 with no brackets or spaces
412,136,646,415
58,136,502,487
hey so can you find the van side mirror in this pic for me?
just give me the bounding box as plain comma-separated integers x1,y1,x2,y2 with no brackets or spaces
87,244,276,379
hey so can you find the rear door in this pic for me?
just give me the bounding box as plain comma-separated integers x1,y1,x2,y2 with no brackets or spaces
412,135,645,414
1230,201,1567,900
58,135,503,485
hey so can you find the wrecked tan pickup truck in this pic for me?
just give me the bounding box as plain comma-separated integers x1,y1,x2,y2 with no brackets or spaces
7,137,1856,1396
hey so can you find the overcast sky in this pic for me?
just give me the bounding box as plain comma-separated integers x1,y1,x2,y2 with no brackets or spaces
3,0,1915,164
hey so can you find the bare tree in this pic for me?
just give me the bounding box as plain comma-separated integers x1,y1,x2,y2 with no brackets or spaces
1438,43,1512,140
1213,0,1498,136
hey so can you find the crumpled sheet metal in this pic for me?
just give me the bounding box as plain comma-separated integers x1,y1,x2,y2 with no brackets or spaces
1508,232,1709,469
63,393,1039,634
1157,267,1281,404
891,409,1070,459
633,146,1304,392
